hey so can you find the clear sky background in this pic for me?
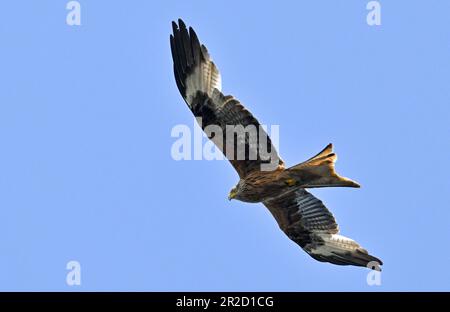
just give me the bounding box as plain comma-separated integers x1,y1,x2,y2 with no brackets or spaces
1,0,449,291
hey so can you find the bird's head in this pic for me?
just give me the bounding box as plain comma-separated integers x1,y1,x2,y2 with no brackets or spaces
228,185,239,201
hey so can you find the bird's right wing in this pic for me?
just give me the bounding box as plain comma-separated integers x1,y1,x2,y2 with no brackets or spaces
170,19,284,178
263,188,383,269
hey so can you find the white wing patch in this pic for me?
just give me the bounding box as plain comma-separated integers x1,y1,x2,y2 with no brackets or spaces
310,233,363,257
186,61,222,106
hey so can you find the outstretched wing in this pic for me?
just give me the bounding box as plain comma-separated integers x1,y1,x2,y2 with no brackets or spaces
263,189,382,269
170,19,283,178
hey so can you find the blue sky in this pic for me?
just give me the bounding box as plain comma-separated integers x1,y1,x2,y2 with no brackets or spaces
0,0,449,291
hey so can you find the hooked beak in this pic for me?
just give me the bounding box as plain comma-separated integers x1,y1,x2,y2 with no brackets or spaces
228,190,237,201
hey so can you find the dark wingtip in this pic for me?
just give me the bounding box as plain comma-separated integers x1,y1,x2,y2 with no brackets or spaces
189,26,198,38
367,259,383,271
172,21,178,33
189,26,200,42
178,18,186,29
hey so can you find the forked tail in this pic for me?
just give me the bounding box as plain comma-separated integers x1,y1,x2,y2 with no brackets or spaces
285,144,360,188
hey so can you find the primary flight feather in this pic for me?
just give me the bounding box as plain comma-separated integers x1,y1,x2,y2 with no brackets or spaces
170,19,382,270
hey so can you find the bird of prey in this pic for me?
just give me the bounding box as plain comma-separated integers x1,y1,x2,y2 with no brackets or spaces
170,19,382,270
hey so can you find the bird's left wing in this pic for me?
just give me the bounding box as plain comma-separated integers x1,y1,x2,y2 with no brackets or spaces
263,189,383,269
170,19,284,178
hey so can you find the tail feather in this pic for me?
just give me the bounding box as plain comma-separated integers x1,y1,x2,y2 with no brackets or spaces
305,143,333,162
286,144,360,188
